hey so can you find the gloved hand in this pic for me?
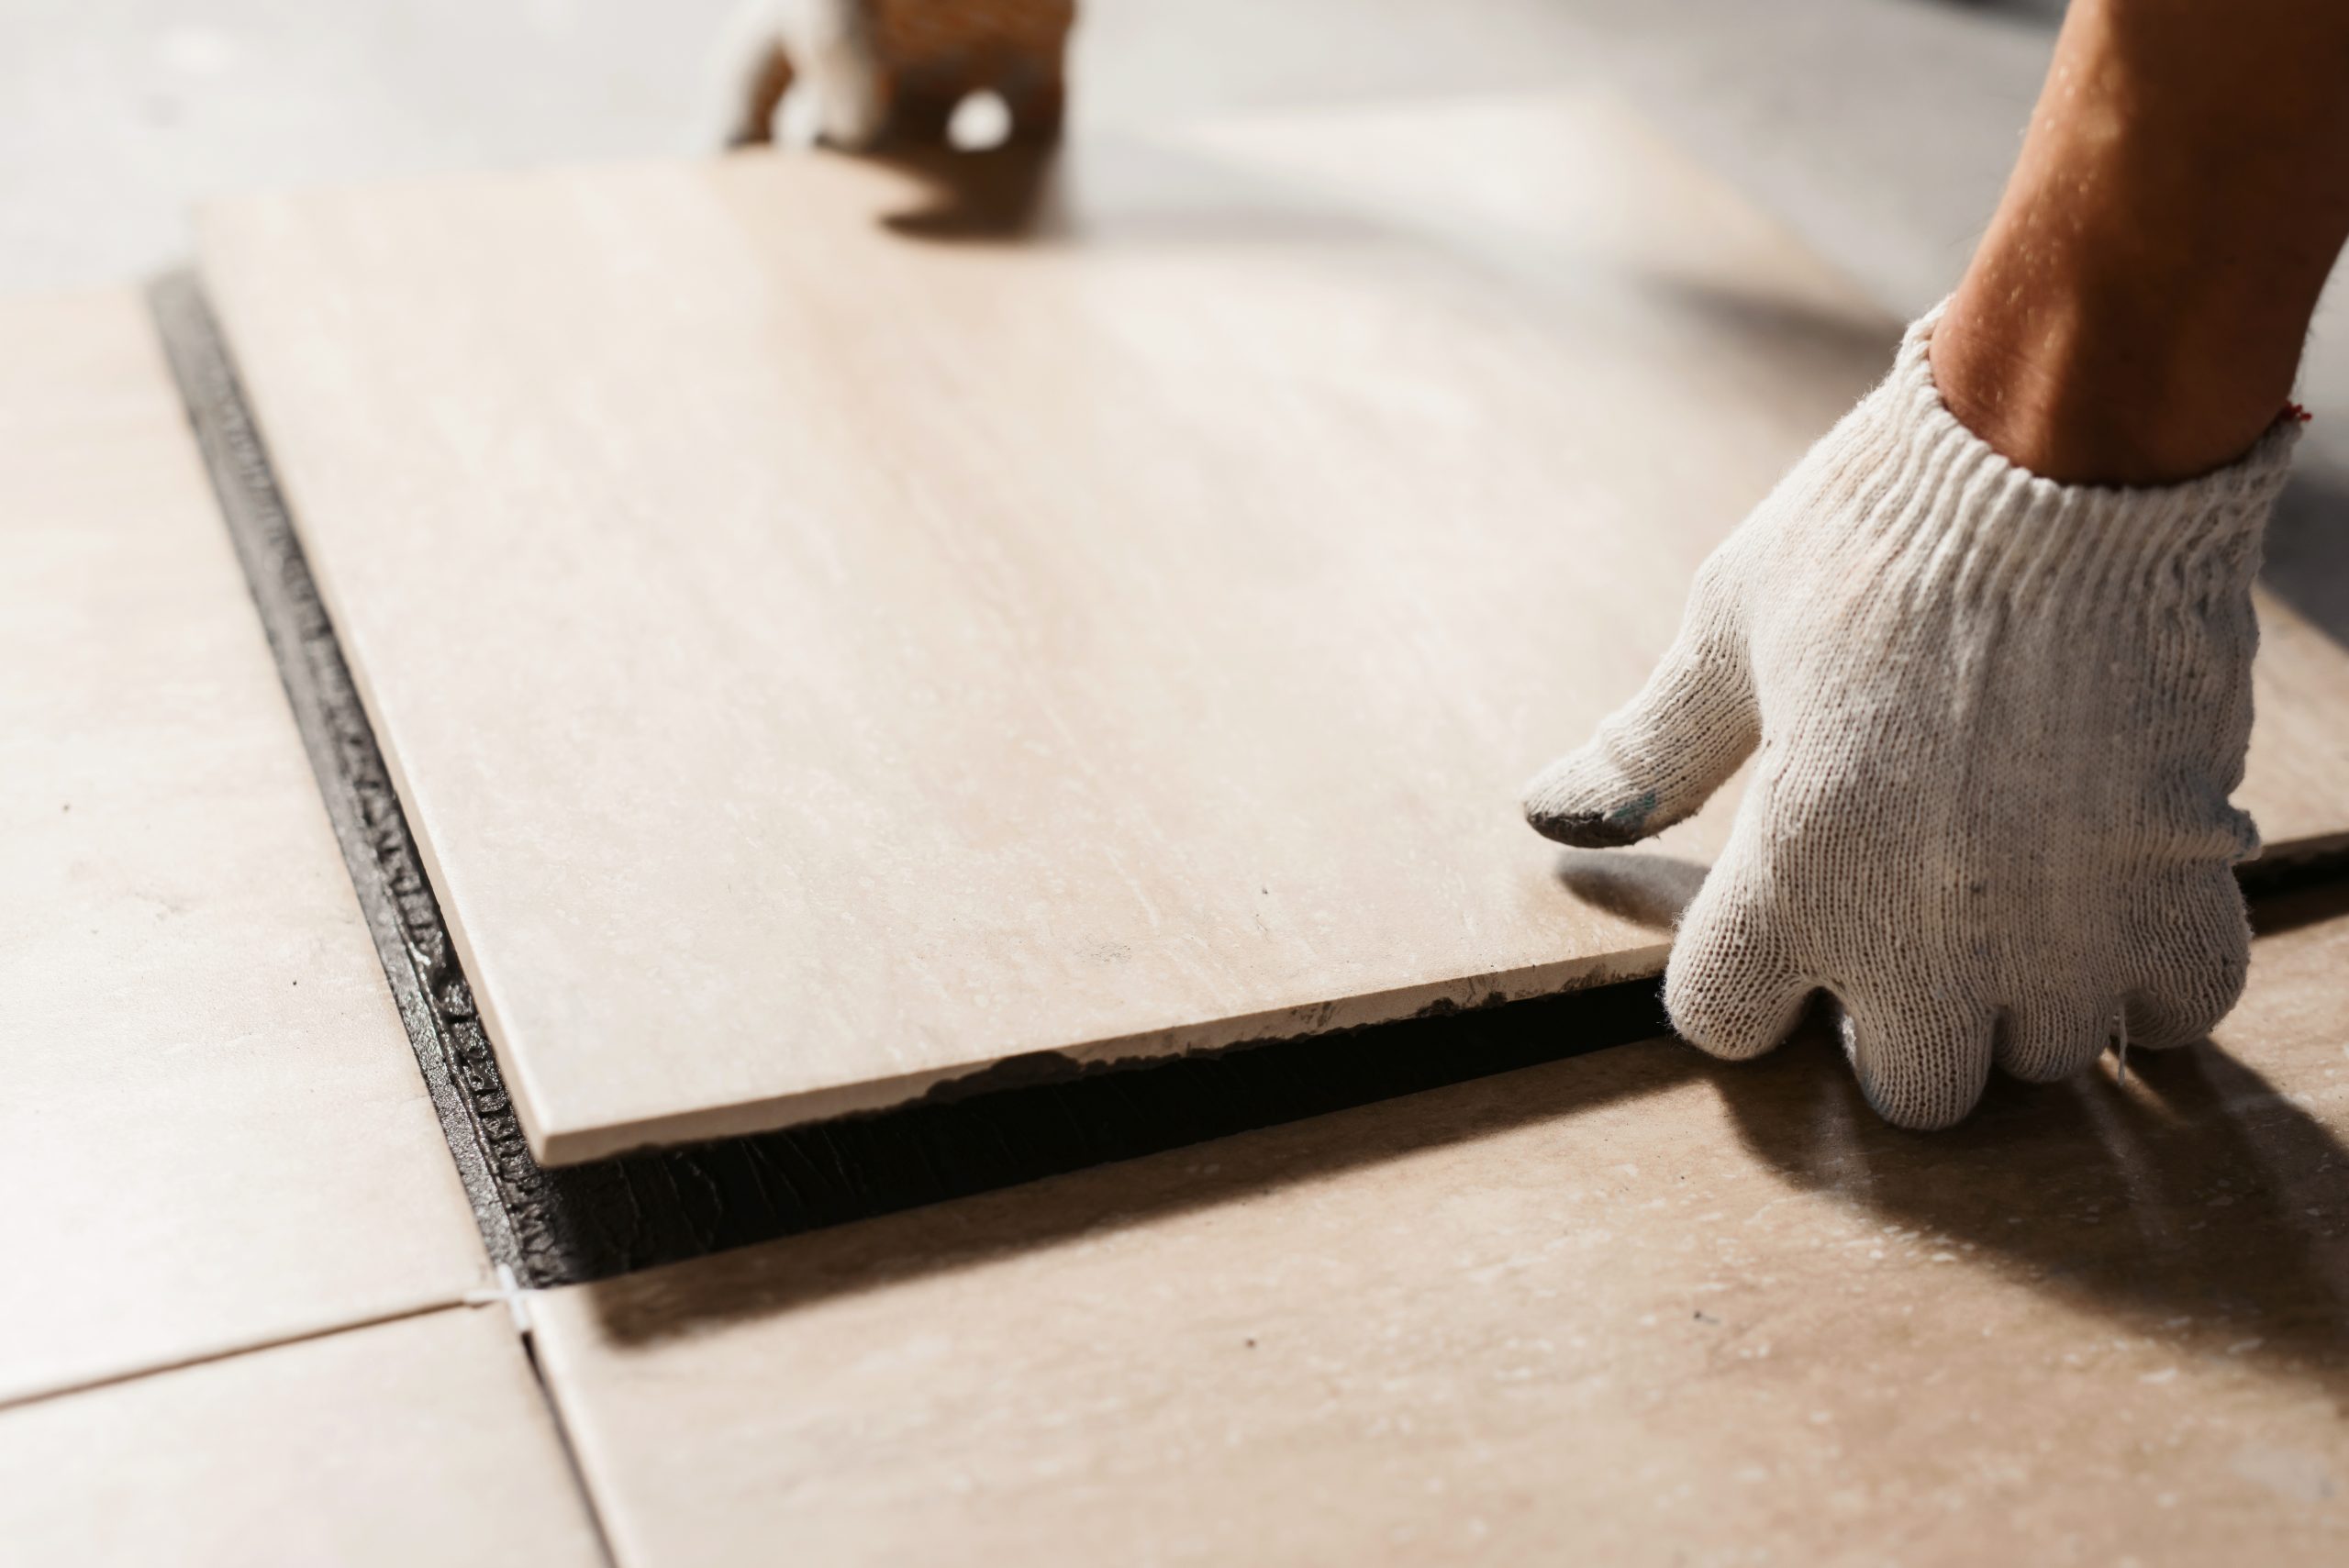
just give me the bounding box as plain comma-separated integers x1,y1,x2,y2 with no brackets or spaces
1524,307,2299,1129
719,0,1074,150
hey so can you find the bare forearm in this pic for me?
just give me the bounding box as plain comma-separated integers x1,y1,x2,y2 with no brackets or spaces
1933,0,2349,484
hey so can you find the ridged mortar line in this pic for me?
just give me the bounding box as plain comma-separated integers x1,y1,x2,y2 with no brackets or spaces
149,271,546,1279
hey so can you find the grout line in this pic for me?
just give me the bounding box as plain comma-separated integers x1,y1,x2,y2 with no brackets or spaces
148,271,536,1279
506,1290,627,1568
463,1263,537,1337
0,1296,467,1417
4,1286,628,1566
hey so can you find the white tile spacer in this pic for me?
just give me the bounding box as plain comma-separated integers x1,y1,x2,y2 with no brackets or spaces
464,1262,534,1337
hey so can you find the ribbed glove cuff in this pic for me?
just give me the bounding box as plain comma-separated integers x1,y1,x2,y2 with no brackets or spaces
1797,303,2302,598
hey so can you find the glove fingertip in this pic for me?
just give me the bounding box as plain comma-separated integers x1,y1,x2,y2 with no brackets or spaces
1521,752,1665,849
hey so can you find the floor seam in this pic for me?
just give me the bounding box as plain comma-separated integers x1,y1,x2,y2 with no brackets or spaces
0,1296,469,1417
507,1290,627,1568
150,271,535,1278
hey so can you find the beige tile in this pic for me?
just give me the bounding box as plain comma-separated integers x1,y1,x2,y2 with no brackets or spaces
0,289,489,1406
0,1306,606,1568
197,92,2349,1163
1182,100,2349,862
190,94,1873,1162
534,896,2349,1566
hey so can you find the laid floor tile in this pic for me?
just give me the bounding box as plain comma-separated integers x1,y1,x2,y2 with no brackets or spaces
0,289,490,1406
0,1306,605,1568
184,89,2308,1165
210,93,1822,1163
533,895,2349,1566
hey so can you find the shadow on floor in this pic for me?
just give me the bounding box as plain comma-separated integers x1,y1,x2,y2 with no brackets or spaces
547,967,1672,1284
1552,848,1708,930
579,1008,1708,1344
866,143,1066,240
1719,1018,2349,1404
584,879,2349,1412
837,138,1391,249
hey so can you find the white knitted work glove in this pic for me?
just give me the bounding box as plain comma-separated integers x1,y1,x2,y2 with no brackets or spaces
1524,308,2299,1129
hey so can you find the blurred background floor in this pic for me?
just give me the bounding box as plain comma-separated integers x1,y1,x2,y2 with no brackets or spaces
6,0,2065,317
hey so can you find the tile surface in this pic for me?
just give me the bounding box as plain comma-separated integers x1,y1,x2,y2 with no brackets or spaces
0,1306,606,1568
534,892,2349,1567
194,95,1880,1161
201,91,2349,1162
0,289,489,1405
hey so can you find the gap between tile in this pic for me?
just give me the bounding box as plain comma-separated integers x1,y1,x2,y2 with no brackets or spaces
0,1297,460,1417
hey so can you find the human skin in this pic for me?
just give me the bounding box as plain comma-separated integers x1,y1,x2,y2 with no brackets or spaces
1933,0,2349,484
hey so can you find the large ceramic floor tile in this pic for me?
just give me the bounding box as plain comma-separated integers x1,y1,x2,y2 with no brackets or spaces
533,895,2349,1566
200,92,1866,1164
201,90,2348,1166
0,1306,606,1568
0,289,489,1406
